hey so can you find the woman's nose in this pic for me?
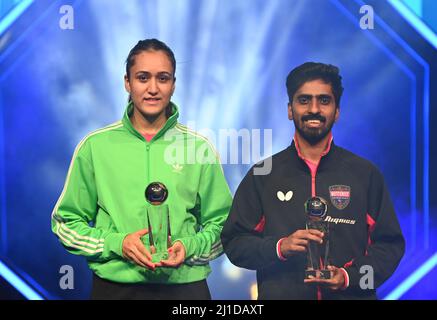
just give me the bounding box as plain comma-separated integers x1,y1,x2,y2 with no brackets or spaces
148,78,158,94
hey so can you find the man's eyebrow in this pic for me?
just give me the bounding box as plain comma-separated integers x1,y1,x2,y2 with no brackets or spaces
296,94,313,98
296,94,332,98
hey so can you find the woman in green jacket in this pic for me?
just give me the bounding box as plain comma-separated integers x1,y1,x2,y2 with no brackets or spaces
51,39,232,299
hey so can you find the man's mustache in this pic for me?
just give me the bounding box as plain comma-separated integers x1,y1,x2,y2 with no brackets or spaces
302,114,326,122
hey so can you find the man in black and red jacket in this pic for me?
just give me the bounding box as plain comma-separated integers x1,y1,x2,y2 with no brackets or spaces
221,62,405,300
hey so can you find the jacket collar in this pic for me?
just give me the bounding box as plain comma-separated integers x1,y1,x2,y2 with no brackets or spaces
293,132,333,161
290,132,336,171
122,101,179,141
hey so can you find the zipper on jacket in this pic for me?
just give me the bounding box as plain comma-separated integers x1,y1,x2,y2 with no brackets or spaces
146,144,150,183
293,134,333,301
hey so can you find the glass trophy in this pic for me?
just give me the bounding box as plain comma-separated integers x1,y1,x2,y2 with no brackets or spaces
144,182,172,263
304,196,331,279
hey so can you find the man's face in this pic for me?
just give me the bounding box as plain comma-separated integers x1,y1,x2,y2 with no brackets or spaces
124,50,175,118
288,79,339,145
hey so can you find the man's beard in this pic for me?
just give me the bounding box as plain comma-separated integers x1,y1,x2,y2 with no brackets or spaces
294,114,334,146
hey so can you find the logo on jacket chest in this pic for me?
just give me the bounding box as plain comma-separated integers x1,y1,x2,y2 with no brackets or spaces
277,190,293,202
329,185,351,210
172,163,184,173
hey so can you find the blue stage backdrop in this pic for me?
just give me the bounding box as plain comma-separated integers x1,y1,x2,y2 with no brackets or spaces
0,0,435,299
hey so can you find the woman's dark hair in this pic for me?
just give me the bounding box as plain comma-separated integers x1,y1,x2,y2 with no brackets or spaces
286,62,344,107
125,38,176,79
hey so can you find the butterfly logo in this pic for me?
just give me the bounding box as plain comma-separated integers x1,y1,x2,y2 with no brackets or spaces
277,191,293,202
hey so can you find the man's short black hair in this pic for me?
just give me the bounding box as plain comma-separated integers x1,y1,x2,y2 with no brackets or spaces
286,62,344,107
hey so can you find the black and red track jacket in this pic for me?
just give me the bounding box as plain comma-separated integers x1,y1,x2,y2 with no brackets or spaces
221,137,405,300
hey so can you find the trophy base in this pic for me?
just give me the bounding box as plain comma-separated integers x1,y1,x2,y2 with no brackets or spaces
305,269,331,279
151,251,169,263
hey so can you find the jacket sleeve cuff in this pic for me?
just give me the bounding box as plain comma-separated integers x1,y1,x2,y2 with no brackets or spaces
276,237,287,261
174,236,196,259
104,233,128,258
343,266,361,288
339,268,350,289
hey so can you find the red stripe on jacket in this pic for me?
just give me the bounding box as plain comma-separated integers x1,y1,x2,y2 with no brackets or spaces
254,216,265,233
365,213,376,255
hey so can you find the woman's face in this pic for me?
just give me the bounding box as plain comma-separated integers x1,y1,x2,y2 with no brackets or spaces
124,50,175,119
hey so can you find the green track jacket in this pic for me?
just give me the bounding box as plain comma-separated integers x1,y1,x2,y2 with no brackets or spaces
51,102,232,284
